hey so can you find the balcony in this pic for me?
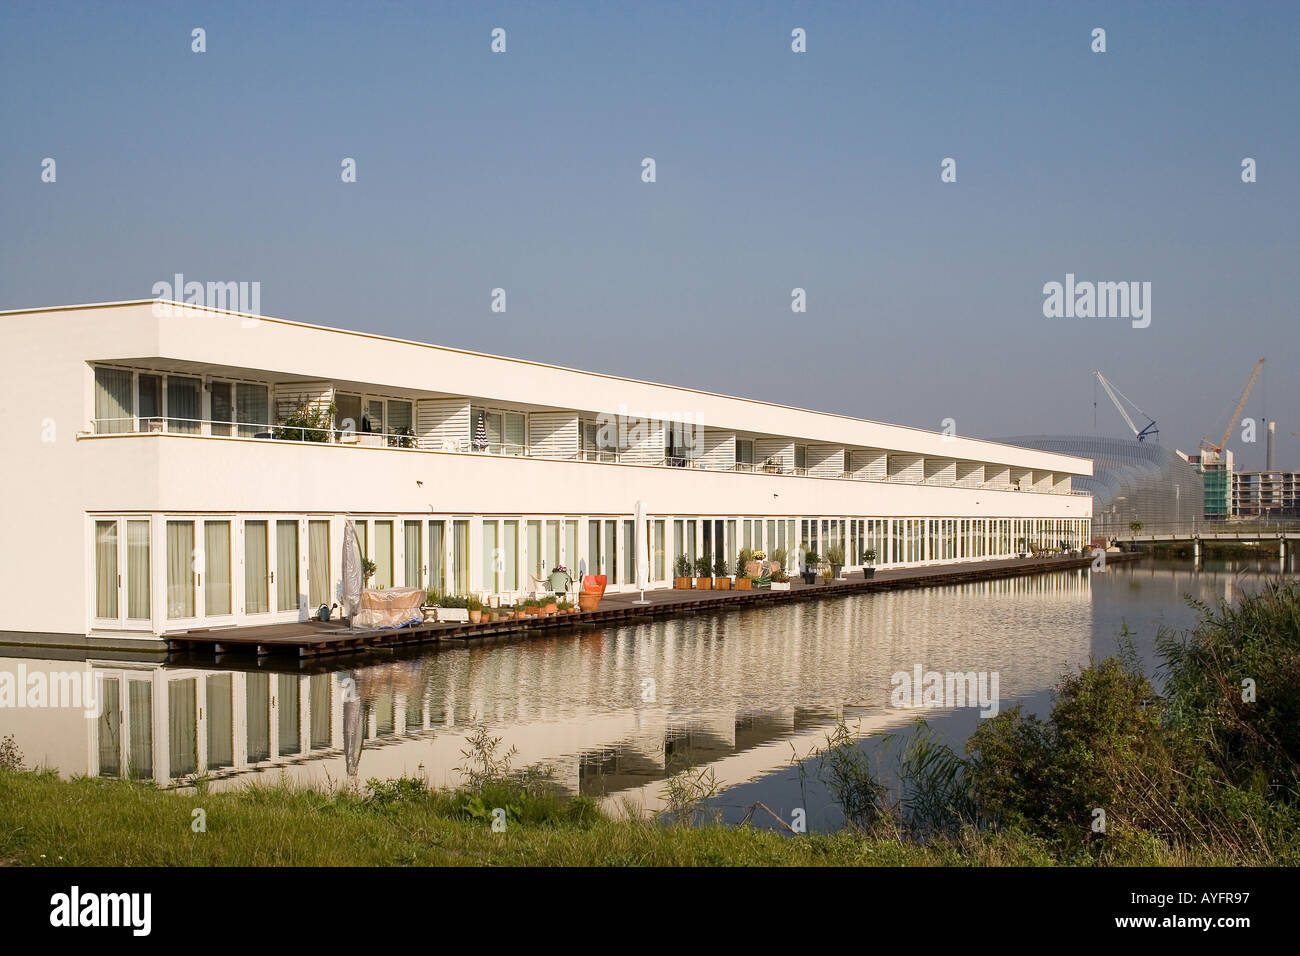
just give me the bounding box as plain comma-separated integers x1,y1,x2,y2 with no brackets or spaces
85,415,1088,497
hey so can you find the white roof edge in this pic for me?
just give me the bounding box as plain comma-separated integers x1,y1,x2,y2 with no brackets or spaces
4,299,1093,472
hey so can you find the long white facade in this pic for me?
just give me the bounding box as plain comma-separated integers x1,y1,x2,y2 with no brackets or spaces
0,301,1092,647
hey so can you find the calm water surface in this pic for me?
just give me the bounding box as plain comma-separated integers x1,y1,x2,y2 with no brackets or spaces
1,558,1291,831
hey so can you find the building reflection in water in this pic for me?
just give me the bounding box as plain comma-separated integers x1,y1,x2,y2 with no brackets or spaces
1,568,1121,809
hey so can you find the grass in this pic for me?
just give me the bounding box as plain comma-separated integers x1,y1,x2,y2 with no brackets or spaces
0,769,1267,867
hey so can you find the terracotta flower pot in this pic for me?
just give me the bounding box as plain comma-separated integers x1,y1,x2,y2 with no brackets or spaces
469,610,482,624
544,602,557,614
515,610,528,620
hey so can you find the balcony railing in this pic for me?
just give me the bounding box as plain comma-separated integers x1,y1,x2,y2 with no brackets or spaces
86,417,1090,496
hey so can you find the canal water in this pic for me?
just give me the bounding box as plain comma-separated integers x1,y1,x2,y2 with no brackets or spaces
0,558,1291,832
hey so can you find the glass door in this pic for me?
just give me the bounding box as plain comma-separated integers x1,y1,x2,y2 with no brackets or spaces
92,517,153,630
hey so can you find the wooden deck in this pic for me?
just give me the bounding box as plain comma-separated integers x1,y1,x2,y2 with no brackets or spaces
164,551,1138,660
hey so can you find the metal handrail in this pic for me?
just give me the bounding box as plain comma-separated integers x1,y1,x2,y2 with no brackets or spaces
87,417,1093,497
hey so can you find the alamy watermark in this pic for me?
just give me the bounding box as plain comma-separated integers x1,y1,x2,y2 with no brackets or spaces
1042,273,1150,328
890,664,1000,718
0,665,102,718
151,273,261,323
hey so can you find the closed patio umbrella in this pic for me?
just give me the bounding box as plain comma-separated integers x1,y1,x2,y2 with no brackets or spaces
342,671,362,779
342,519,363,627
633,500,651,604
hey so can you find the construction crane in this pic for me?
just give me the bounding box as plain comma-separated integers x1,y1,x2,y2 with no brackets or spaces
1203,358,1265,456
1093,371,1159,442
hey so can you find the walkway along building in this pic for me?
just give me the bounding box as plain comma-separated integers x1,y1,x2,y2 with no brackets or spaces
0,301,1093,650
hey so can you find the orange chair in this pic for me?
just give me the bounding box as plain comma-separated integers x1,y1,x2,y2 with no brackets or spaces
579,574,607,612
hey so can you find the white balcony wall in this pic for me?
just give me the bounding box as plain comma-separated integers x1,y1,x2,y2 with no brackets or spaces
755,439,794,470
924,459,957,484
888,454,924,482
622,419,667,466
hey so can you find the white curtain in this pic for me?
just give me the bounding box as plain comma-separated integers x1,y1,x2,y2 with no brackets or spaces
276,520,298,612
94,367,132,433
127,681,152,780
374,521,393,588
206,674,233,769
97,678,121,777
278,675,300,756
204,521,231,616
309,674,331,749
127,520,150,620
166,521,194,619
95,520,118,619
308,521,330,608
244,521,268,614
404,520,422,588
246,673,270,761
168,678,197,778
167,376,200,434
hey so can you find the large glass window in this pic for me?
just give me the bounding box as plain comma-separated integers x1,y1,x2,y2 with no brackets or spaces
205,521,232,616
94,367,133,434
564,520,578,571
168,678,197,778
126,520,150,621
210,382,233,436
428,521,445,595
97,678,121,777
236,383,269,438
373,521,393,588
246,673,270,762
654,520,665,579
452,520,469,594
207,674,233,769
404,520,422,588
166,520,195,619
138,374,162,430
308,520,330,608
482,521,499,591
309,674,331,750
503,520,519,591
276,520,299,612
244,520,269,614
527,520,542,578
387,400,413,446
278,674,301,756
127,680,153,780
167,376,200,434
623,519,635,583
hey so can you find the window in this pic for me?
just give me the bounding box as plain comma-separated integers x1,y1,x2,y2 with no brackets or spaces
246,673,270,762
403,520,422,588
94,367,133,434
236,383,268,438
168,678,197,777
387,400,413,447
795,445,807,471
166,520,195,619
210,382,233,436
308,521,330,608
428,521,445,595
735,440,754,468
245,521,269,614
373,521,393,588
279,674,301,756
126,520,150,621
335,393,362,438
452,520,469,594
482,521,499,591
205,521,232,616
167,376,200,434
276,520,299,612
581,419,620,461
207,674,234,769
138,374,162,430
95,520,118,619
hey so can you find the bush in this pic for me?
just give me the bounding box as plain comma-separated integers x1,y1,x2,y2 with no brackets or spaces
273,400,335,442
693,556,712,578
674,555,691,578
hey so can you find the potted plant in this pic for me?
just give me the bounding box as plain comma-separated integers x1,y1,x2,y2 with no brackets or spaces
543,595,558,615
513,602,528,620
860,549,877,578
1016,537,1027,559
734,547,752,589
800,550,819,585
713,552,731,589
826,543,845,579
693,555,713,590
771,568,791,591
673,555,693,589
548,564,572,594
361,557,377,587
467,596,483,624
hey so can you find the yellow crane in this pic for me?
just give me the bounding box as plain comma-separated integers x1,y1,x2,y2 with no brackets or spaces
1203,358,1265,456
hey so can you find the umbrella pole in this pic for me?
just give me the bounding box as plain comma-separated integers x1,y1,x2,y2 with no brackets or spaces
633,588,650,605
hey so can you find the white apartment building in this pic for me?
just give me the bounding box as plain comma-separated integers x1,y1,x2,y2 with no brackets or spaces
0,300,1092,650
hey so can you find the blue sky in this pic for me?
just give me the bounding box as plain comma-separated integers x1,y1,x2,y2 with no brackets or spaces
3,1,1297,464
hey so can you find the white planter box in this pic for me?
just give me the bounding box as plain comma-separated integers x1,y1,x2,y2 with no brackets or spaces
435,607,469,623
771,582,791,591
